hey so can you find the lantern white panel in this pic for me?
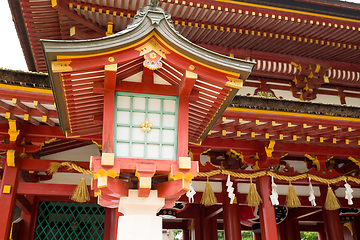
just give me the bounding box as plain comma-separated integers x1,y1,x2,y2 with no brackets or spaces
162,115,175,128
117,96,131,109
162,130,175,144
163,100,176,112
117,127,130,141
148,129,160,142
147,144,160,158
116,143,129,157
162,145,174,159
117,111,130,125
132,128,145,142
132,112,145,125
148,98,161,111
133,97,146,110
132,144,144,157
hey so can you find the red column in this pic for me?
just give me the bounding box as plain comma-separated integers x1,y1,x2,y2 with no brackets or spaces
322,209,344,240
277,220,286,240
282,217,301,240
222,182,241,240
317,224,327,240
194,216,203,240
0,158,21,240
253,232,262,240
17,195,37,240
183,223,190,240
257,176,278,240
354,218,360,240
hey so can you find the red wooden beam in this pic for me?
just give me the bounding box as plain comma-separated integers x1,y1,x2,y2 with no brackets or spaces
17,182,94,197
52,0,105,34
116,81,179,96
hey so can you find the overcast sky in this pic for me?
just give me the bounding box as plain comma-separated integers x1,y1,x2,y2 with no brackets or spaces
1,1,360,72
0,1,28,72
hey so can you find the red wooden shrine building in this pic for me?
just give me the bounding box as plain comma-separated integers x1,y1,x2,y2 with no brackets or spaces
1,0,360,239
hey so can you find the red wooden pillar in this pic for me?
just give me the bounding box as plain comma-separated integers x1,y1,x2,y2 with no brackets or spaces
222,182,241,240
253,232,262,240
322,209,344,240
257,176,278,240
0,158,21,240
102,64,117,153
183,222,190,240
354,218,360,240
17,195,37,240
318,224,326,240
282,217,301,240
211,217,219,240
104,208,116,240
194,215,203,240
277,220,286,240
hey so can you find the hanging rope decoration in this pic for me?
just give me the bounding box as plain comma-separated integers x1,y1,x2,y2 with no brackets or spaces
48,162,94,203
197,169,358,210
285,182,301,208
246,178,262,207
324,185,341,210
47,161,357,210
200,177,218,207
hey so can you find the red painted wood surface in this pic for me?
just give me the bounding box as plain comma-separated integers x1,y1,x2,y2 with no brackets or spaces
102,89,115,153
17,182,94,197
116,81,179,96
177,95,189,159
104,208,116,240
257,176,278,240
253,232,261,240
222,181,242,240
0,159,21,240
17,196,37,240
322,209,345,240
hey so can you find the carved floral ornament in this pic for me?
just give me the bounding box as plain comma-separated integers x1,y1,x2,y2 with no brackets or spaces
136,38,170,70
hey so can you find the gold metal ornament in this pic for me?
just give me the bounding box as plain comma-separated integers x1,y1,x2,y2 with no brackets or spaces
140,120,152,132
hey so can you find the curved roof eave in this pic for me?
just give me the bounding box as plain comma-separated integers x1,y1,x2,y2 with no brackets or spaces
42,5,255,77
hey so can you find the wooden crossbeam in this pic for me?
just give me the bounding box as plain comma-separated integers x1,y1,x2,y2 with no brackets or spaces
12,98,30,112
0,100,12,111
24,114,39,125
42,116,55,126
33,101,48,115
5,112,23,122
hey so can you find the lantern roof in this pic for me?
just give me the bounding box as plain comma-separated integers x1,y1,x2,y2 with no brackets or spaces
42,4,255,143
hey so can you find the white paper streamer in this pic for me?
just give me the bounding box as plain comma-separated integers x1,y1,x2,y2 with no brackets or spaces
270,176,279,205
308,177,316,207
186,182,196,203
344,179,354,205
226,175,235,204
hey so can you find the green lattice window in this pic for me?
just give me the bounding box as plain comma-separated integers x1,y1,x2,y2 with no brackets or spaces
34,202,105,240
115,92,178,160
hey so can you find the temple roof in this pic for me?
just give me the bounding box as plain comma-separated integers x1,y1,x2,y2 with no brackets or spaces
42,4,255,143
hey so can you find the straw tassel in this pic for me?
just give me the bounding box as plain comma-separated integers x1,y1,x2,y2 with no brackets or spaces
71,175,90,203
325,185,341,210
246,178,262,207
286,182,301,208
200,177,217,207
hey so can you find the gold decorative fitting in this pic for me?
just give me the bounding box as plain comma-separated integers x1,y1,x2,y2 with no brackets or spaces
136,38,170,59
140,120,153,132
189,65,195,70
225,77,244,89
52,61,73,73
108,57,115,62
149,52,157,59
